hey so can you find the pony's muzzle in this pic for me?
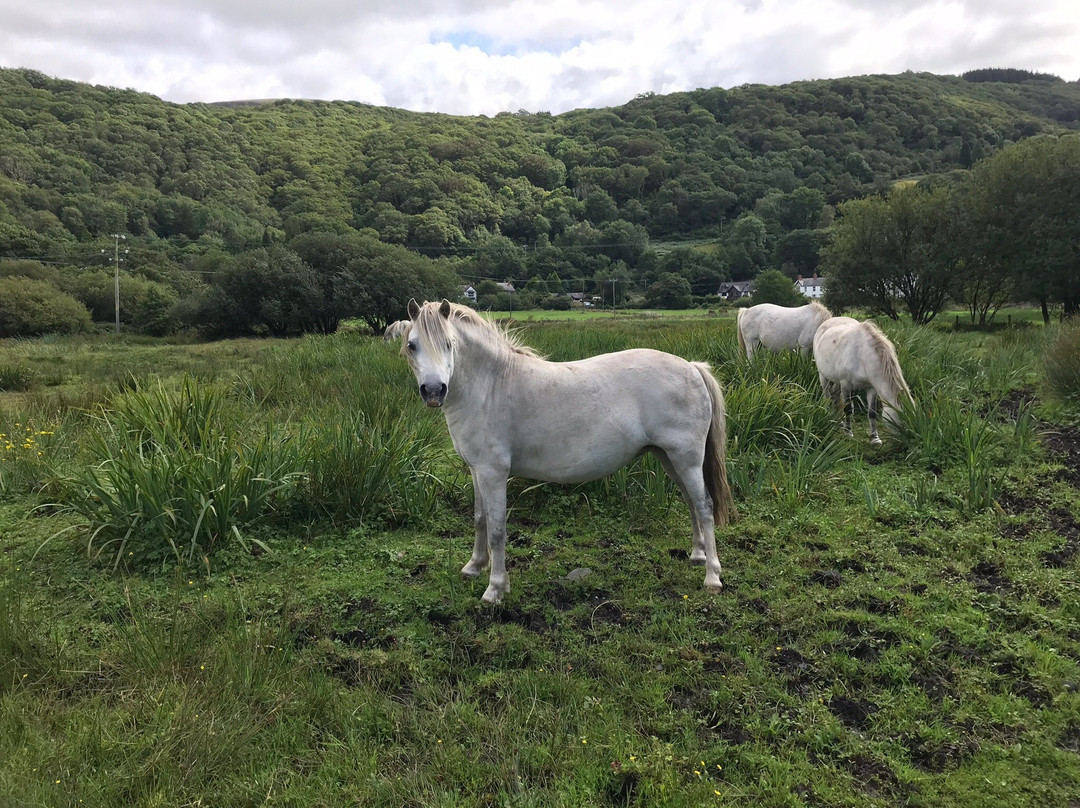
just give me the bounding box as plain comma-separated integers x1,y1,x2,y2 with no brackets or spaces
420,382,447,407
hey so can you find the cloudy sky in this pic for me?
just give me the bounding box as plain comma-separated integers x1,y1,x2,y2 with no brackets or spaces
1,0,1077,116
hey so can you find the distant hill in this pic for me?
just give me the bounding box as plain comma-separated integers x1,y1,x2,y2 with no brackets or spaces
1,66,1078,266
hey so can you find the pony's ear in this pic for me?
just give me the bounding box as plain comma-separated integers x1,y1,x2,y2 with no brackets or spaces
438,299,451,319
407,299,421,320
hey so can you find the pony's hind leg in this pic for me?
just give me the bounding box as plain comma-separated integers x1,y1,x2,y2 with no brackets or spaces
867,390,882,446
461,467,490,578
657,447,723,592
652,449,707,565
841,384,854,438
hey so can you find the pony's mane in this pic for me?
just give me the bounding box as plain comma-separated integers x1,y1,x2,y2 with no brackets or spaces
861,321,911,399
807,300,832,321
407,301,541,358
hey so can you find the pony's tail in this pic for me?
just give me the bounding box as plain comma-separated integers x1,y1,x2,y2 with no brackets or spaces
736,309,747,358
865,323,915,411
692,362,738,526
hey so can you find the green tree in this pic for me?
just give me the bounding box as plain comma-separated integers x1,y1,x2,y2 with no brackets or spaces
331,238,460,331
822,184,955,324
962,134,1080,321
645,272,693,309
751,269,805,306
724,214,769,279
194,247,325,337
0,276,92,337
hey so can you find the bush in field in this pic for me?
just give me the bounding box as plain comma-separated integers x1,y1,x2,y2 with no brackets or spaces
56,378,303,565
1045,321,1080,403
64,270,178,335
0,363,35,392
301,408,446,526
751,269,805,306
645,273,693,309
0,277,92,337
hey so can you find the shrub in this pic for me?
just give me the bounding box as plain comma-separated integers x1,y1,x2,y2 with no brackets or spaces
0,277,92,337
1045,321,1080,403
55,378,303,565
0,363,35,392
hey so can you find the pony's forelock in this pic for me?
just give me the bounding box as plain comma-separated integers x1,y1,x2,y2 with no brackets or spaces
406,301,540,360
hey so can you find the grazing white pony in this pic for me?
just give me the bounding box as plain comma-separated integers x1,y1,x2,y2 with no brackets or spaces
813,317,914,446
403,299,736,604
383,320,409,342
737,301,832,359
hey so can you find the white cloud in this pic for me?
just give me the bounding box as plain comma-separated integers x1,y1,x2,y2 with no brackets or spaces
0,0,1076,115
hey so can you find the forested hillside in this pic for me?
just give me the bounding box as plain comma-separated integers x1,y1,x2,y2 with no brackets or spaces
1,66,1078,334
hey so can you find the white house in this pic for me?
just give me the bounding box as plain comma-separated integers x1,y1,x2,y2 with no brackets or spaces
796,274,826,299
462,285,477,303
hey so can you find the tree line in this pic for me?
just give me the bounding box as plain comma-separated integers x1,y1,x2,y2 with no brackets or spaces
0,67,1078,336
823,134,1080,325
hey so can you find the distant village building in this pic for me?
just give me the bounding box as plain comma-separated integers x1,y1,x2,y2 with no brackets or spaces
717,280,754,301
462,285,477,303
496,282,516,294
796,274,826,299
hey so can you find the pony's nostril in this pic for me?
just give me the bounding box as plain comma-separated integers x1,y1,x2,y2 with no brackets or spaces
439,383,447,398
419,384,428,398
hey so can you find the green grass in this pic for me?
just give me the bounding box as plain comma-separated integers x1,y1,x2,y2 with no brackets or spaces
1,319,1078,807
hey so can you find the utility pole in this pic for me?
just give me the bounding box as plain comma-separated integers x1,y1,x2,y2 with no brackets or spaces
102,234,127,333
611,278,617,317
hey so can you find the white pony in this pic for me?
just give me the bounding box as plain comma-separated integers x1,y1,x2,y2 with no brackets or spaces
737,301,832,359
383,320,409,342
813,316,914,446
403,299,736,604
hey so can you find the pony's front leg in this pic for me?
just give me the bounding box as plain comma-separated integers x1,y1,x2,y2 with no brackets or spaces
867,390,882,446
474,466,510,604
461,467,489,578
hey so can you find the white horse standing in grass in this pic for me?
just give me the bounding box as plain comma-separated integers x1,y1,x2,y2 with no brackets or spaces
813,317,914,446
383,320,409,342
737,301,832,359
403,299,736,604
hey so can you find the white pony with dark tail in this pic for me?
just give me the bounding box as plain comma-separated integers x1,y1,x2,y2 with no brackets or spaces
813,316,914,446
403,299,736,604
383,320,410,342
737,301,832,359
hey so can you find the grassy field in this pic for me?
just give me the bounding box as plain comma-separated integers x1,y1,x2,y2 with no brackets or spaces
1,316,1078,807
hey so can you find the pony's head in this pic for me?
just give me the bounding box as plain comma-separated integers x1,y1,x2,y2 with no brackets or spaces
405,299,455,408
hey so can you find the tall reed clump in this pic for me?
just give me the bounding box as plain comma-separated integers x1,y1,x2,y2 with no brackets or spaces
893,392,1004,513
299,405,448,527
54,377,303,566
722,357,847,505
0,362,36,392
1045,321,1080,405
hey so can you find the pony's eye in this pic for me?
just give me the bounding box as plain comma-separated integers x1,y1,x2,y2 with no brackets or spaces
407,341,417,352
446,341,452,350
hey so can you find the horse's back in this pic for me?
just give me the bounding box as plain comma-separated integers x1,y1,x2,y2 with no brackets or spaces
743,302,821,351
814,317,879,386
497,348,715,483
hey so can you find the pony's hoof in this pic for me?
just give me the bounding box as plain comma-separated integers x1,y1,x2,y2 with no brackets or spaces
870,436,883,447
461,563,484,578
703,579,724,594
481,586,505,605
689,554,707,567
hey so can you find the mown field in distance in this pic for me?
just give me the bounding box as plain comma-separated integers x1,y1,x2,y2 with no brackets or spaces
1,313,1079,807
